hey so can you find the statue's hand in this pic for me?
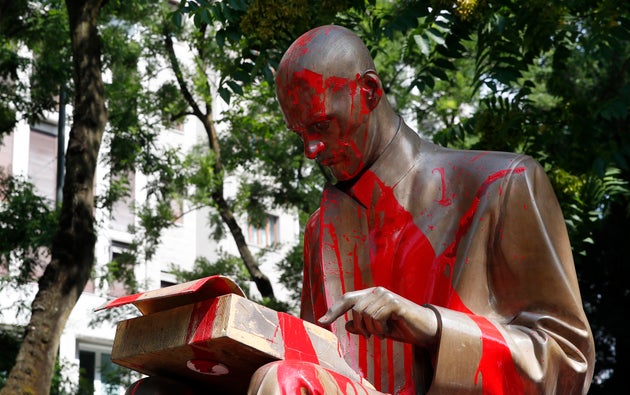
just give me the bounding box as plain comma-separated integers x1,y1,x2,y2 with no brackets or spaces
318,287,439,348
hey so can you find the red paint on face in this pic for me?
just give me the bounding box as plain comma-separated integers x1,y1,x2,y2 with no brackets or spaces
277,66,374,181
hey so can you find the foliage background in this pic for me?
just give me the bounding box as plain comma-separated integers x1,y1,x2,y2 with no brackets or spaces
0,0,628,393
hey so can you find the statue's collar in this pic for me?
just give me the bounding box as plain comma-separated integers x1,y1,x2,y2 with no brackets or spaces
336,118,423,208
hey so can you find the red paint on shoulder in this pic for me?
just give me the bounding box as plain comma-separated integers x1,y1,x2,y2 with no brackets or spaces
432,167,453,207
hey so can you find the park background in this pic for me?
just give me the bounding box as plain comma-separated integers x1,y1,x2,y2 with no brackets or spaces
0,0,628,394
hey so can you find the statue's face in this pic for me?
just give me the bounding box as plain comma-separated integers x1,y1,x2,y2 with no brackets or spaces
277,68,374,181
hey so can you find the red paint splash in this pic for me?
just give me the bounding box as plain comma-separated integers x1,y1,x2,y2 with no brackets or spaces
432,167,453,207
278,313,319,363
277,360,373,395
316,165,527,393
186,299,219,344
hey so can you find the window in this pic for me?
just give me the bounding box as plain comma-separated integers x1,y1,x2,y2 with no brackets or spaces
108,242,132,298
110,172,135,232
28,126,58,202
0,131,14,175
247,214,279,247
78,344,128,395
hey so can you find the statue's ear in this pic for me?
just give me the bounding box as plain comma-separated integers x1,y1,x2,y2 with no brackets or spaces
359,70,383,110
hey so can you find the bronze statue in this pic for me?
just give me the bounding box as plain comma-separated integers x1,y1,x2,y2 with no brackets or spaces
119,25,594,395
248,25,595,394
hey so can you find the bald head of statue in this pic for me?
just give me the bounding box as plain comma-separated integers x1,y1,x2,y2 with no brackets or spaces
275,25,399,182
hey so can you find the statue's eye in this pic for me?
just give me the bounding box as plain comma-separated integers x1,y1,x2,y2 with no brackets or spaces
313,120,330,131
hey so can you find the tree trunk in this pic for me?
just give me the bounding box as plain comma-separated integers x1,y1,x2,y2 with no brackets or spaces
201,112,276,300
212,190,275,298
201,114,276,300
164,29,275,299
0,0,107,393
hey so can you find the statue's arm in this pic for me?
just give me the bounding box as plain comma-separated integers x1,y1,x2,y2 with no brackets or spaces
429,158,595,394
299,209,321,324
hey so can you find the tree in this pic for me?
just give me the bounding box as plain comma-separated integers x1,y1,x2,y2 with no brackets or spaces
1,1,339,389
175,1,630,390
2,0,628,392
119,0,368,301
0,0,108,393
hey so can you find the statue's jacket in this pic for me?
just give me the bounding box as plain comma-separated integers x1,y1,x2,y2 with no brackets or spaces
300,122,595,395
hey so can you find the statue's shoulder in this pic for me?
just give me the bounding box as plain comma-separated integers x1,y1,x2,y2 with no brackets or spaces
420,141,535,172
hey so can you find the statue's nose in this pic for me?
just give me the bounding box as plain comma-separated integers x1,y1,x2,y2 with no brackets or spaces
305,140,325,159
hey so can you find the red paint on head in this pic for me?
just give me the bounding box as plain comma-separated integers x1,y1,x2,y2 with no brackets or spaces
277,55,377,180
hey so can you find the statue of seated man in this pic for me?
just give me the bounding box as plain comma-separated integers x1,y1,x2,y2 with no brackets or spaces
248,24,594,395
127,24,595,395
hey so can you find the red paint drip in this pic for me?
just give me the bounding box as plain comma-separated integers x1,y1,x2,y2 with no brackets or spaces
278,313,319,364
186,299,219,344
344,166,526,393
432,167,453,206
471,315,524,394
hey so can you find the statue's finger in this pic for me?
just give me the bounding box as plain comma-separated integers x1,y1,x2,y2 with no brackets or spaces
317,291,362,325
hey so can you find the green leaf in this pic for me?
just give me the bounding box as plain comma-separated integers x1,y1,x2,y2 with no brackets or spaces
226,80,243,96
425,27,445,46
433,57,456,70
414,34,430,57
218,86,231,104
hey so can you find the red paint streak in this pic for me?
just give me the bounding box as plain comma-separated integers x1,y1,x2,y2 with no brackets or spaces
277,361,326,395
101,292,141,310
275,360,373,395
387,340,394,394
341,166,527,393
186,299,219,344
471,316,524,394
278,313,319,364
128,380,142,395
470,151,490,162
432,167,453,206
322,218,347,296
